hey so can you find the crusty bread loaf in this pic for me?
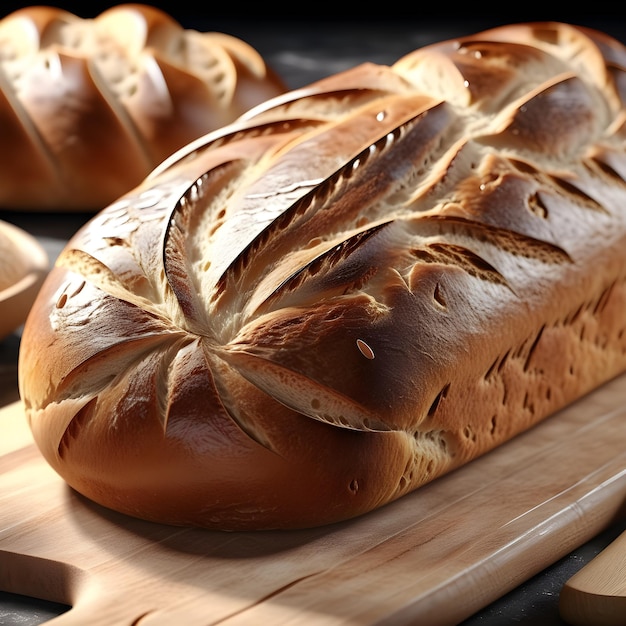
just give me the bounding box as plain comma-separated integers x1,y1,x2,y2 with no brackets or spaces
18,22,626,530
0,4,285,211
0,220,48,339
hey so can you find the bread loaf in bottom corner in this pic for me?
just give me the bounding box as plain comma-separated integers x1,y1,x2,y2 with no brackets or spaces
17,21,626,530
0,220,49,340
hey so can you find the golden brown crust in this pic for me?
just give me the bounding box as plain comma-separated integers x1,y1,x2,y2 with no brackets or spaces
18,22,626,530
0,4,285,211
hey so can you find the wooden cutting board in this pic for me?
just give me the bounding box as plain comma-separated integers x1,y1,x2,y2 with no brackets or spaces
2,374,626,626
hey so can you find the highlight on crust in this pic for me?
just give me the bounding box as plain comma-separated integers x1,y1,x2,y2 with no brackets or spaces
17,22,626,530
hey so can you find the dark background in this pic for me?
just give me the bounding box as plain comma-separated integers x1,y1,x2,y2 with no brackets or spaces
1,3,625,53
1,1,625,22
1,2,623,94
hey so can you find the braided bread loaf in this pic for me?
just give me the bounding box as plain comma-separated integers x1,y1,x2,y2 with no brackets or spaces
18,22,626,530
0,4,285,210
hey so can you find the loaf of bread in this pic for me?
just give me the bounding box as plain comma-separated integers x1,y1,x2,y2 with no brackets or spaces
18,22,626,530
0,4,285,211
0,220,48,339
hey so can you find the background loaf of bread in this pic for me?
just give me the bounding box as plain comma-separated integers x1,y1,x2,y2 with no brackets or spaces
0,3,285,211
18,22,626,530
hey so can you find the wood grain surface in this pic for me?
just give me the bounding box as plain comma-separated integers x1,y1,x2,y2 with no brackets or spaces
1,373,626,626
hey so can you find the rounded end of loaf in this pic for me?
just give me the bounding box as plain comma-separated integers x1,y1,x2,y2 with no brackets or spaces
19,270,415,529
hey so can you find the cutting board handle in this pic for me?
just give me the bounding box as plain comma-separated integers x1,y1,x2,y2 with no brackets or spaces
559,529,626,626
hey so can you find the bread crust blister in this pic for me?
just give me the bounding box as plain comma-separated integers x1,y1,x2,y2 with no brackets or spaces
18,22,626,530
